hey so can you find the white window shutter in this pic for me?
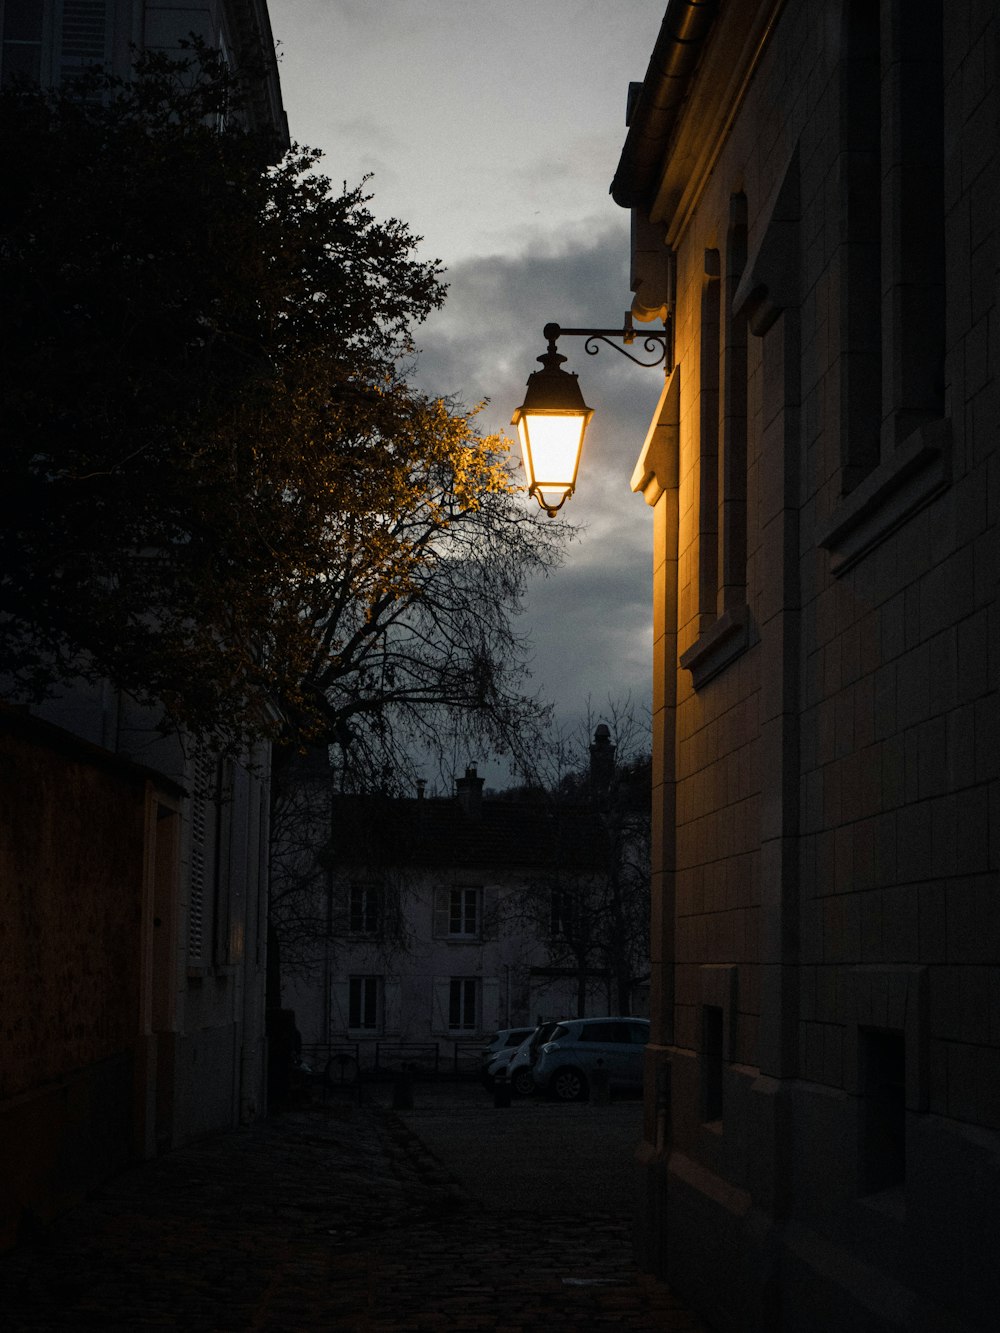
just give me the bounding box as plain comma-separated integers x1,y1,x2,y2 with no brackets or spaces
482,886,499,940
432,887,450,938
432,976,451,1033
58,1,111,84
383,976,401,1034
481,977,501,1033
330,979,349,1036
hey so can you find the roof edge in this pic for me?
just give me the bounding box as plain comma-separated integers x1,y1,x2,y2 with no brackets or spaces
610,0,719,210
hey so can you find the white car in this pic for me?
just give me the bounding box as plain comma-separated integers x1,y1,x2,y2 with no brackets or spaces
503,1020,564,1096
479,1027,533,1087
532,1017,650,1101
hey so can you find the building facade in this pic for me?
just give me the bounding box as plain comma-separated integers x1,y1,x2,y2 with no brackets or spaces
614,2,999,1329
0,0,285,1245
0,0,286,140
276,758,651,1063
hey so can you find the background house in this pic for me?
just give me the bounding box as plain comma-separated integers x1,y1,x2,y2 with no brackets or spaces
616,2,999,1329
275,743,651,1066
0,0,285,1247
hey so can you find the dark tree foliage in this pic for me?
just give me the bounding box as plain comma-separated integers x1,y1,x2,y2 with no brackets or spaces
0,49,564,773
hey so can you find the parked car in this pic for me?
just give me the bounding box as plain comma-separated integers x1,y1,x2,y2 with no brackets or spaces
532,1017,650,1102
478,1027,534,1087
504,1020,564,1097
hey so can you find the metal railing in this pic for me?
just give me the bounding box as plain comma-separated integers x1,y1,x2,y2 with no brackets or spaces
301,1038,486,1080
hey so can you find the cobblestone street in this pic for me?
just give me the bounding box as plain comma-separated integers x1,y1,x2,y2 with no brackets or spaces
0,1088,708,1331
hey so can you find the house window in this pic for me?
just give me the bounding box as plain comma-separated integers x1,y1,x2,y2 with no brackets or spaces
838,0,944,491
349,883,379,935
187,749,220,968
449,887,479,937
348,975,379,1031
718,193,748,614
859,1027,906,1193
57,0,110,86
1,0,44,85
434,885,492,941
697,248,721,630
550,888,576,938
1,1,113,91
448,977,478,1031
702,1005,724,1123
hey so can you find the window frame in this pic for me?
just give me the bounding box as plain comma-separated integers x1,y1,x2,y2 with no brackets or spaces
447,976,478,1031
348,974,380,1032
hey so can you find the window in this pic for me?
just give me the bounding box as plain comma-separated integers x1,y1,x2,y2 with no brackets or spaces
0,1,113,91
349,883,379,935
679,196,751,687
448,977,478,1031
697,248,721,631
187,749,220,969
820,0,949,571
550,888,577,938
839,0,945,489
580,1021,617,1042
718,194,748,614
434,885,481,938
702,1005,724,1123
859,1028,906,1193
348,976,379,1031
450,887,479,936
839,0,883,489
1,0,44,85
57,0,109,86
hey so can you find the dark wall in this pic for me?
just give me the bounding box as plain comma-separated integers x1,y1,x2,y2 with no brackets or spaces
0,713,146,1246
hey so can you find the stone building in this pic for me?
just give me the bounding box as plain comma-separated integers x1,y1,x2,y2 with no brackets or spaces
1,0,286,140
612,2,999,1329
0,0,285,1245
276,752,650,1063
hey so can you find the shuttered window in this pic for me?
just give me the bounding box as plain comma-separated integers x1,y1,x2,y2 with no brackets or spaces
1,0,44,85
1,1,111,90
58,0,108,82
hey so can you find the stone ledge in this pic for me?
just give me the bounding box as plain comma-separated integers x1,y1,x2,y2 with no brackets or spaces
818,417,952,576
678,603,750,689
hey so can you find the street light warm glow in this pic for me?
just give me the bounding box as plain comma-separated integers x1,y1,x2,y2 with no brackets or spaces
513,410,589,516
511,334,593,516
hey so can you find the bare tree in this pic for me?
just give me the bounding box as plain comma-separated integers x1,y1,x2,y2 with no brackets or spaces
268,752,420,984
501,700,652,1016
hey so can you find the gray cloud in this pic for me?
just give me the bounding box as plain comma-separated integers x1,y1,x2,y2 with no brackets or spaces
410,227,660,766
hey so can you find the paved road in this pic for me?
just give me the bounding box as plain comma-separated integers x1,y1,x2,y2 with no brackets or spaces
393,1081,644,1215
0,1086,710,1331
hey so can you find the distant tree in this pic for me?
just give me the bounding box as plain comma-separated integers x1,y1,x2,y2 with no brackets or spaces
0,48,565,772
502,701,652,1016
267,751,420,984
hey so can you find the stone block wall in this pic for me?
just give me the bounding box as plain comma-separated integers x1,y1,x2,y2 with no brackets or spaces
625,0,1000,1327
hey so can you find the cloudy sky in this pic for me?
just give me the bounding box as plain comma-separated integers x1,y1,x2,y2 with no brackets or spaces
266,1,669,779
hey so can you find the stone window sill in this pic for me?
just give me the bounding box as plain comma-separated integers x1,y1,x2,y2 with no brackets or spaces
818,418,951,576
679,603,750,689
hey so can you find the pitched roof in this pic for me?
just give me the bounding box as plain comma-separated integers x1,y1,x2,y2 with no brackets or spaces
323,793,609,876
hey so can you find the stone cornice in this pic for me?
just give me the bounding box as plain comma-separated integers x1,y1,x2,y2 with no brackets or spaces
647,0,786,246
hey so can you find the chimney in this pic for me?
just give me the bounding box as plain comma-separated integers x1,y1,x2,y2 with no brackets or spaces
455,764,484,820
416,778,426,800
589,724,616,793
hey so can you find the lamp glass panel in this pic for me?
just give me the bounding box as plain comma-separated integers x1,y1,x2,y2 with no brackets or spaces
519,412,585,489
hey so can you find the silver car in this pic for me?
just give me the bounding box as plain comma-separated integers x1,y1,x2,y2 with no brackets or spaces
532,1017,650,1102
479,1027,534,1087
504,1020,563,1096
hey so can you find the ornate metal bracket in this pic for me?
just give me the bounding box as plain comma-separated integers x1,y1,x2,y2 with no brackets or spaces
542,313,672,371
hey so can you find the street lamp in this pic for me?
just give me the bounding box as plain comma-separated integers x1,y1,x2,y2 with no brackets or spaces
512,316,671,516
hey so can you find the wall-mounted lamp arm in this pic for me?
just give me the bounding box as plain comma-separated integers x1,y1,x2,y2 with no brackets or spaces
513,313,672,517
542,314,672,371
